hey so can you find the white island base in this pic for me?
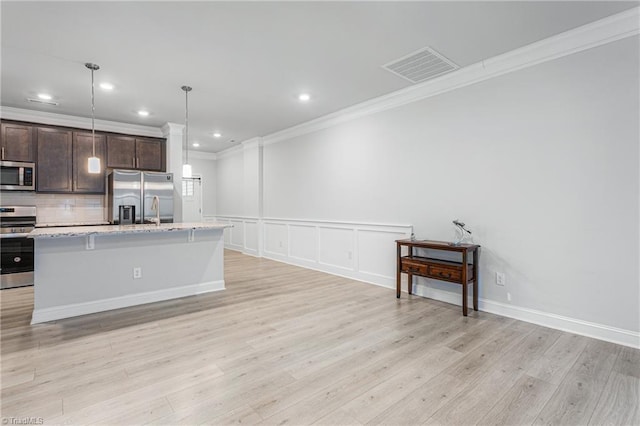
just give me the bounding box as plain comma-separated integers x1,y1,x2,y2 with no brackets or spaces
29,223,228,324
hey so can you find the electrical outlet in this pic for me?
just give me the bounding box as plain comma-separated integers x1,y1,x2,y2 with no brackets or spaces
279,241,283,248
347,251,352,260
496,272,505,286
507,292,512,302
133,267,142,279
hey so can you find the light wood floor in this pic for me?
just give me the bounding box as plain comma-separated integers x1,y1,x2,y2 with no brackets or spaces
1,250,638,425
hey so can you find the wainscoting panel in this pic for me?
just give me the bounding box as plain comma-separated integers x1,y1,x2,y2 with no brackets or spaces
317,226,355,271
358,229,409,283
244,220,259,256
289,224,317,262
264,222,288,256
220,217,412,288
215,216,260,256
229,219,244,250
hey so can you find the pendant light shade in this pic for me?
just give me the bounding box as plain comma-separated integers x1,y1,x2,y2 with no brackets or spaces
181,85,192,178
85,63,101,174
182,163,192,178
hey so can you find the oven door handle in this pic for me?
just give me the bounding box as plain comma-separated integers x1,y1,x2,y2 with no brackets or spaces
0,233,32,239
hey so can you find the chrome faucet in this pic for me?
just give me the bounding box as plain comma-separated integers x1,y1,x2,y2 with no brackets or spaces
150,195,160,226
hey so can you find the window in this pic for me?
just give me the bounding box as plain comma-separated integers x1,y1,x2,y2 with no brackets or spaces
182,179,194,197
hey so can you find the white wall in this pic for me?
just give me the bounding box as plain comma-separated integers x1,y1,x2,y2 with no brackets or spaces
258,36,639,335
190,157,217,216
216,148,245,217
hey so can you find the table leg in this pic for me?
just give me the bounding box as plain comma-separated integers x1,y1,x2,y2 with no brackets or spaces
462,250,468,316
473,248,479,311
408,274,413,295
396,243,401,298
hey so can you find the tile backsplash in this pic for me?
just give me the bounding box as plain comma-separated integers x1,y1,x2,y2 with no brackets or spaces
0,192,106,224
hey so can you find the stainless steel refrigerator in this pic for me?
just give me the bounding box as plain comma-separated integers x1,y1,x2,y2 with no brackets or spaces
107,170,174,224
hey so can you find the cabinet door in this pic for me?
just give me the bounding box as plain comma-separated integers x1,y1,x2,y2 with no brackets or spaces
106,135,136,169
73,132,106,193
136,138,163,171
36,127,73,192
1,122,35,162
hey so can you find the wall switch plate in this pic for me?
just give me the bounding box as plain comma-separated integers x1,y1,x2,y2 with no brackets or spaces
496,272,505,286
133,267,142,279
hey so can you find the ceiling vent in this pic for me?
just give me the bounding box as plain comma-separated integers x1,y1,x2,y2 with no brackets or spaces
383,46,459,84
26,97,58,106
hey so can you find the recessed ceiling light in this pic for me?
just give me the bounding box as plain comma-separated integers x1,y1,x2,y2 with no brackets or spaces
298,93,311,102
213,132,222,138
137,110,149,117
192,143,200,147
37,93,52,100
100,82,114,91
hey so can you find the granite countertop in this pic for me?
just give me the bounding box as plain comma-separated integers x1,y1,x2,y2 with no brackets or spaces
35,221,111,228
29,222,231,238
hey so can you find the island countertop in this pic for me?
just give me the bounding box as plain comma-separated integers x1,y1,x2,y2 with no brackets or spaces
29,222,231,238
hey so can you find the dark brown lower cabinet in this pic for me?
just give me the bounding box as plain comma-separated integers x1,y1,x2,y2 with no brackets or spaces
73,132,106,193
36,127,73,192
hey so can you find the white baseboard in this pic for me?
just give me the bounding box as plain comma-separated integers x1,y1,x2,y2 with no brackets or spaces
478,298,640,349
260,253,640,349
31,280,225,324
410,282,639,349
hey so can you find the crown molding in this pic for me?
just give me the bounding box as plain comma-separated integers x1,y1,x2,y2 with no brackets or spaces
215,143,244,159
190,151,218,160
0,106,164,138
262,6,640,146
242,137,263,150
161,122,185,137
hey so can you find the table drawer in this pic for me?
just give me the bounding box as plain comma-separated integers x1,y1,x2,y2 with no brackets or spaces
428,265,462,281
401,261,428,275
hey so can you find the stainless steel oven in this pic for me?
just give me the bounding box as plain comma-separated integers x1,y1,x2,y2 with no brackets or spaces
1,161,36,191
0,206,36,289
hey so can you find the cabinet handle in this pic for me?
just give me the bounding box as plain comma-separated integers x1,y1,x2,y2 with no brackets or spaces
133,157,136,168
137,157,139,168
1,147,4,160
438,272,450,278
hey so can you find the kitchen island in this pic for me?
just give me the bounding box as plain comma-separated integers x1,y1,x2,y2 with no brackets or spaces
29,222,230,324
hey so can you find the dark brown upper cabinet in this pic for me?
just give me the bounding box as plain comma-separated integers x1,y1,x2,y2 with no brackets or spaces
36,127,73,192
73,131,106,193
107,136,164,171
1,122,35,162
106,135,136,169
136,138,163,171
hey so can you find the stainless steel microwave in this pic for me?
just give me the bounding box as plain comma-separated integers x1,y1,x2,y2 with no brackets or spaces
0,161,35,191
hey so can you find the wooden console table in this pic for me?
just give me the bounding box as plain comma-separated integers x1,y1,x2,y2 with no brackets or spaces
396,239,480,316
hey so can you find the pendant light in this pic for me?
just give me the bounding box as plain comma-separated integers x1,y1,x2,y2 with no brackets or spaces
85,63,101,174
181,85,193,178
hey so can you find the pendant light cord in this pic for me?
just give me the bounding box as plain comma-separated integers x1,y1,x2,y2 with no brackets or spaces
185,88,189,165
91,67,96,157
182,85,192,166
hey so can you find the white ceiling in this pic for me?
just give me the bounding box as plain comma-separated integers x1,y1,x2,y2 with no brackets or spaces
1,1,635,153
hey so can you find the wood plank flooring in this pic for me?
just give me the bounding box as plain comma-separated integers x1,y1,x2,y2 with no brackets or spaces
1,250,638,425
